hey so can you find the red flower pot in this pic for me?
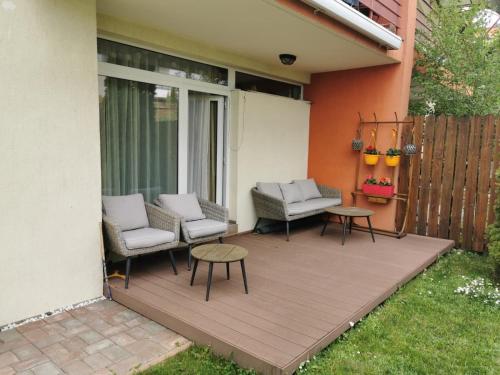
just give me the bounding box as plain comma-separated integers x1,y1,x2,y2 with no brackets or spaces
362,184,394,197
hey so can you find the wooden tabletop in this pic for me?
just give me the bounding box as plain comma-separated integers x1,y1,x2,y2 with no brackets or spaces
325,206,374,217
191,244,248,263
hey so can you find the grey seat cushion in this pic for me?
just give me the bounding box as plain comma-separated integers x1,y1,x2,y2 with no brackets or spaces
287,198,342,216
157,193,205,221
279,183,303,204
122,228,175,250
102,194,149,231
293,179,322,200
185,219,228,239
256,182,283,200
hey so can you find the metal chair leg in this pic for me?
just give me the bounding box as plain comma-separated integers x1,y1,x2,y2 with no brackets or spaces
187,244,192,270
253,218,261,233
321,214,330,236
206,262,214,301
240,259,249,294
125,257,131,289
286,222,290,241
367,216,375,242
168,251,177,275
190,259,199,286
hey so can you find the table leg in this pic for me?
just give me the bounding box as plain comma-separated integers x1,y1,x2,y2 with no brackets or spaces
349,217,353,234
342,216,348,246
226,262,230,280
206,262,214,301
367,216,375,242
240,259,249,294
321,213,330,236
190,259,199,286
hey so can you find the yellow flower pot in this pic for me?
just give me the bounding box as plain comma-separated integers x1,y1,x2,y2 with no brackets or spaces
364,154,380,165
385,155,400,167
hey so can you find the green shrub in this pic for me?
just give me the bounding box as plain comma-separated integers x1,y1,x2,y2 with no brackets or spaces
487,168,500,280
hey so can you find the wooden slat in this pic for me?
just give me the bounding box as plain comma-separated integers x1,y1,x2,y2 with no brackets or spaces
427,115,446,237
449,117,471,245
417,116,436,235
395,119,413,231
406,117,423,233
487,117,500,226
438,117,458,238
462,117,482,250
473,116,495,251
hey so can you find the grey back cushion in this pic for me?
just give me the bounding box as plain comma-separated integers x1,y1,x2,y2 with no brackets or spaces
157,193,206,222
256,182,283,200
102,194,149,231
293,179,322,200
279,183,304,204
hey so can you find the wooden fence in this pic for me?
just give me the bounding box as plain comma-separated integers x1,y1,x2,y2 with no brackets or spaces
396,115,499,252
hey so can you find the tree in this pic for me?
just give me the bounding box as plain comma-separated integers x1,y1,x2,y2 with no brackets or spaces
409,0,500,115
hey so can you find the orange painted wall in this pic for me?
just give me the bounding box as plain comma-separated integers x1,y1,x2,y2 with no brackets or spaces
304,1,417,231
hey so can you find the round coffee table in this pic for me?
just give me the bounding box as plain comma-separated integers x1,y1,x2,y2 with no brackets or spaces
321,206,375,245
190,244,249,301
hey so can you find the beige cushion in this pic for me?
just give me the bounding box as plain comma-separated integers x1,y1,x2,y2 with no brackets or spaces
185,219,228,239
157,193,205,222
122,228,175,250
287,198,341,216
102,194,149,231
256,182,283,200
279,183,303,204
293,179,322,200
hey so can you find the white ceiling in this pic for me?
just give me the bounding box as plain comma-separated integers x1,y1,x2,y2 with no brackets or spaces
97,0,397,76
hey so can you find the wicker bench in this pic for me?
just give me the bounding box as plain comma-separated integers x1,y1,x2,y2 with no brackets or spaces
251,181,342,241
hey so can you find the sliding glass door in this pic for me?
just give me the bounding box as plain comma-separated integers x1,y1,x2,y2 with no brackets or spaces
99,76,178,202
187,92,225,204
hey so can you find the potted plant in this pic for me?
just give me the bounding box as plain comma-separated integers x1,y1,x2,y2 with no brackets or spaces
385,147,401,167
362,176,394,197
363,146,380,165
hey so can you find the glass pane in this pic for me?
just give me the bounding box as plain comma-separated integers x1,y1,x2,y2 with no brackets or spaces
99,76,178,202
235,71,301,99
98,39,228,86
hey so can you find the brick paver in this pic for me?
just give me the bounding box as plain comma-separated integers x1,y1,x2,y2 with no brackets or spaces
0,300,191,374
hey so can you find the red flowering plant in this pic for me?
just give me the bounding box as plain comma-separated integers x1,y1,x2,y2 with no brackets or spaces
378,177,393,186
363,145,380,155
364,175,378,185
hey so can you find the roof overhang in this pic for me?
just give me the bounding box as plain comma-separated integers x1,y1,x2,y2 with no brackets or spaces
301,0,402,49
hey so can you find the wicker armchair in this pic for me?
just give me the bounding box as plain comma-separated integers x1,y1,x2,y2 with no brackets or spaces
103,202,181,288
251,184,342,241
155,196,229,270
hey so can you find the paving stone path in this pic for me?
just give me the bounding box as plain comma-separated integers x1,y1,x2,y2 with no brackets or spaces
0,300,191,374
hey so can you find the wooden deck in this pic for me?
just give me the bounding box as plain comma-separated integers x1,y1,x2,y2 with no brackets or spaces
109,225,454,375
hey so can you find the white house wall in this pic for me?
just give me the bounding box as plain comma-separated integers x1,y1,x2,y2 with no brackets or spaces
230,91,311,232
0,0,102,326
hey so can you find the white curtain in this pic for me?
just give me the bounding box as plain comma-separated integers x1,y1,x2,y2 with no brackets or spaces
188,93,211,199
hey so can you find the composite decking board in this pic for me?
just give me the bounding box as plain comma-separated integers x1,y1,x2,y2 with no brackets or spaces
112,279,294,367
130,276,308,357
110,228,454,375
138,272,320,347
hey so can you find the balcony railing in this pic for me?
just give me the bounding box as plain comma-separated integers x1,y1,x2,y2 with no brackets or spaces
355,0,401,34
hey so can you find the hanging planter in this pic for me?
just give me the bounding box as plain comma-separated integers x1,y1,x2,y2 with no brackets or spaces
385,148,401,167
362,176,394,197
403,143,417,155
352,138,363,151
363,129,380,165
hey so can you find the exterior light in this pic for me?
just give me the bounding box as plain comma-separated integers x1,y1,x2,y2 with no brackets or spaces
279,54,297,65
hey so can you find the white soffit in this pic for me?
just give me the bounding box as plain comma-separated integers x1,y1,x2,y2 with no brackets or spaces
96,0,398,77
301,0,402,49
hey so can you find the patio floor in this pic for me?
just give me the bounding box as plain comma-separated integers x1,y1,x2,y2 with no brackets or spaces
109,225,454,375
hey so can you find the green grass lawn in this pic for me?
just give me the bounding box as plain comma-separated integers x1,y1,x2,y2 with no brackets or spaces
141,250,499,375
